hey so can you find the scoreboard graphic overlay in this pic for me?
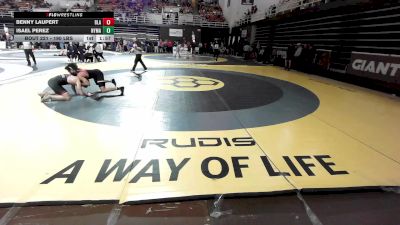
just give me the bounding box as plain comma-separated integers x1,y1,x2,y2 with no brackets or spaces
13,12,114,42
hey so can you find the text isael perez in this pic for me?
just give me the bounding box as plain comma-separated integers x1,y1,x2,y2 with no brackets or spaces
16,28,49,34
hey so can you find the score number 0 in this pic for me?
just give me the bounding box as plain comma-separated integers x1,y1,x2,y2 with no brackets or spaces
102,18,115,26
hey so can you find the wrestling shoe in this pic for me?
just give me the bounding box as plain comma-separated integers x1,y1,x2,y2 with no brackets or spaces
118,86,125,96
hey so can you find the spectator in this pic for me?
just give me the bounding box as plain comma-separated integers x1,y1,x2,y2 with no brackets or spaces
303,43,316,72
285,43,295,70
213,41,220,61
293,43,303,68
243,42,252,60
84,44,94,63
198,1,225,22
67,43,74,62
78,43,86,62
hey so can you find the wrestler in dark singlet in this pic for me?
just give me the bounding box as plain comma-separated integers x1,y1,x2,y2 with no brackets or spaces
65,63,124,96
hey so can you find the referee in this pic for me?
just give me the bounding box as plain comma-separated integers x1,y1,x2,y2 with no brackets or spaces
130,40,147,72
23,42,37,66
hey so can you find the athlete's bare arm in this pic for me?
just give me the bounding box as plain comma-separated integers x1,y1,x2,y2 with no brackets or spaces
79,76,90,87
68,76,88,96
77,69,89,78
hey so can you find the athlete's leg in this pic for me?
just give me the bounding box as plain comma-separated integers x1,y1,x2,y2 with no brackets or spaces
95,83,124,96
41,92,71,102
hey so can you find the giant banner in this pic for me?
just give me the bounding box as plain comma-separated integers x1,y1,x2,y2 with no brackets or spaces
347,52,400,84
